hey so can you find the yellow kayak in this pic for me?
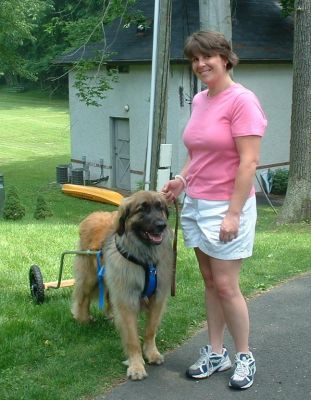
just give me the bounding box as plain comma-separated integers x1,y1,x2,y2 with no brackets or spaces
62,184,124,206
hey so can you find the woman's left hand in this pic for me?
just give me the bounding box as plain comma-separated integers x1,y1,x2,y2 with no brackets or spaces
219,212,240,243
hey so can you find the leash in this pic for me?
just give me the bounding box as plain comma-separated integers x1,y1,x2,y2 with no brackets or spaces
171,200,179,297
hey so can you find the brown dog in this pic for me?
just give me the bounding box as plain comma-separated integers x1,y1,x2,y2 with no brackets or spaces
71,191,173,380
71,210,118,323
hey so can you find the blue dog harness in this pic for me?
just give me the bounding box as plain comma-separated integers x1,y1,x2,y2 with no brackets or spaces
96,250,105,309
141,264,157,298
115,238,158,299
95,241,157,310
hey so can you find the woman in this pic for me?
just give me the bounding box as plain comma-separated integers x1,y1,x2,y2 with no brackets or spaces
162,31,267,390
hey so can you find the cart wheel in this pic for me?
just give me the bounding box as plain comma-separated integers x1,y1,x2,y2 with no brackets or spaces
29,265,45,304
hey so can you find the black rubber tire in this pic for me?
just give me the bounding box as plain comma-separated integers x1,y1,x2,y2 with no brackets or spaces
29,265,45,304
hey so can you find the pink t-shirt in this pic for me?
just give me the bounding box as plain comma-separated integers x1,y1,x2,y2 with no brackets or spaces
183,83,267,200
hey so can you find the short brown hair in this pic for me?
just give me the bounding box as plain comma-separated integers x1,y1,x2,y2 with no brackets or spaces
184,31,239,70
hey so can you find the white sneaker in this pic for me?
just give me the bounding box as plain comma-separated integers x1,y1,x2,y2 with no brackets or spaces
229,352,256,389
186,345,232,379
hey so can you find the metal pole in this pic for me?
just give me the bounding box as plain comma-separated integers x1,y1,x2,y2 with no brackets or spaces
145,0,160,191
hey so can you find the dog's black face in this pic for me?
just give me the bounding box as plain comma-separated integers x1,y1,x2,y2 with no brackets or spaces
116,191,169,245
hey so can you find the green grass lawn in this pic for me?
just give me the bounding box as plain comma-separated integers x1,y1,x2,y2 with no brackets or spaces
0,88,310,400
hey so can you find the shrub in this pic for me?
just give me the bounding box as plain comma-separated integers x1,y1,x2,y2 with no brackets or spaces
34,194,53,219
271,168,289,195
135,180,145,191
2,186,26,220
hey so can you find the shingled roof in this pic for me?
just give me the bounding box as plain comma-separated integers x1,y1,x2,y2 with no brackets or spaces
232,0,293,61
56,0,293,64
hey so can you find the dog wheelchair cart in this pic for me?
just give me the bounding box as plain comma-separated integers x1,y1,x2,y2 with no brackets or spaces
29,200,179,304
29,249,103,304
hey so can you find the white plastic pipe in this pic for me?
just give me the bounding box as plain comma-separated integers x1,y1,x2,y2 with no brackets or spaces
144,0,160,191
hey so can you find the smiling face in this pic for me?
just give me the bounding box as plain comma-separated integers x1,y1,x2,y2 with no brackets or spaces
191,53,228,88
116,191,169,246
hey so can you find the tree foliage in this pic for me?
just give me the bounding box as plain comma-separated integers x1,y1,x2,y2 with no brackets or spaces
280,0,295,16
0,0,140,93
271,169,289,195
0,0,50,85
73,62,119,106
2,187,26,220
34,194,53,219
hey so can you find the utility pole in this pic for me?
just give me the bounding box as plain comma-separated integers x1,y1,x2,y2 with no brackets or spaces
145,0,172,191
199,0,232,41
198,0,232,90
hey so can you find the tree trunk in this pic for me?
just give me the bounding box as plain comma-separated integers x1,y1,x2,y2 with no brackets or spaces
198,0,232,87
199,0,232,40
149,0,172,191
277,0,311,223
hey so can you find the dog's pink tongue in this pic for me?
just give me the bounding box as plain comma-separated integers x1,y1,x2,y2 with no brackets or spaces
147,232,163,243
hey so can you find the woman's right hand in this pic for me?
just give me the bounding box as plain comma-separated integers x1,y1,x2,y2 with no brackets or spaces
161,178,185,203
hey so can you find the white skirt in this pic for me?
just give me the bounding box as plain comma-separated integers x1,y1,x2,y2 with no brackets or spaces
180,195,257,260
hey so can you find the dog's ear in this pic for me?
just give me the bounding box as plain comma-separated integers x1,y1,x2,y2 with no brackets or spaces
116,200,130,235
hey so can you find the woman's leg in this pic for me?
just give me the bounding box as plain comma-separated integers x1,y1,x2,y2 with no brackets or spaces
208,256,250,353
194,248,226,354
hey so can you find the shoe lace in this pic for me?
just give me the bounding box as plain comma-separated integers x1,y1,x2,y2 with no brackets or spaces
234,359,249,378
192,348,209,368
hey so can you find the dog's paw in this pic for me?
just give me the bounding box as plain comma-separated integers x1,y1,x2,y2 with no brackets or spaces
127,363,148,381
71,307,93,324
104,313,114,322
144,348,164,365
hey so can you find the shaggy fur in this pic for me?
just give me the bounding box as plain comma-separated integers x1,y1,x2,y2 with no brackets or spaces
71,210,118,323
71,191,173,380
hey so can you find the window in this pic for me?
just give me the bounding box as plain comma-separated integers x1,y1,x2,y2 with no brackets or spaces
107,65,130,73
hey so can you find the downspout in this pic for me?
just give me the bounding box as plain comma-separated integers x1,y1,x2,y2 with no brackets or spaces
144,0,160,191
